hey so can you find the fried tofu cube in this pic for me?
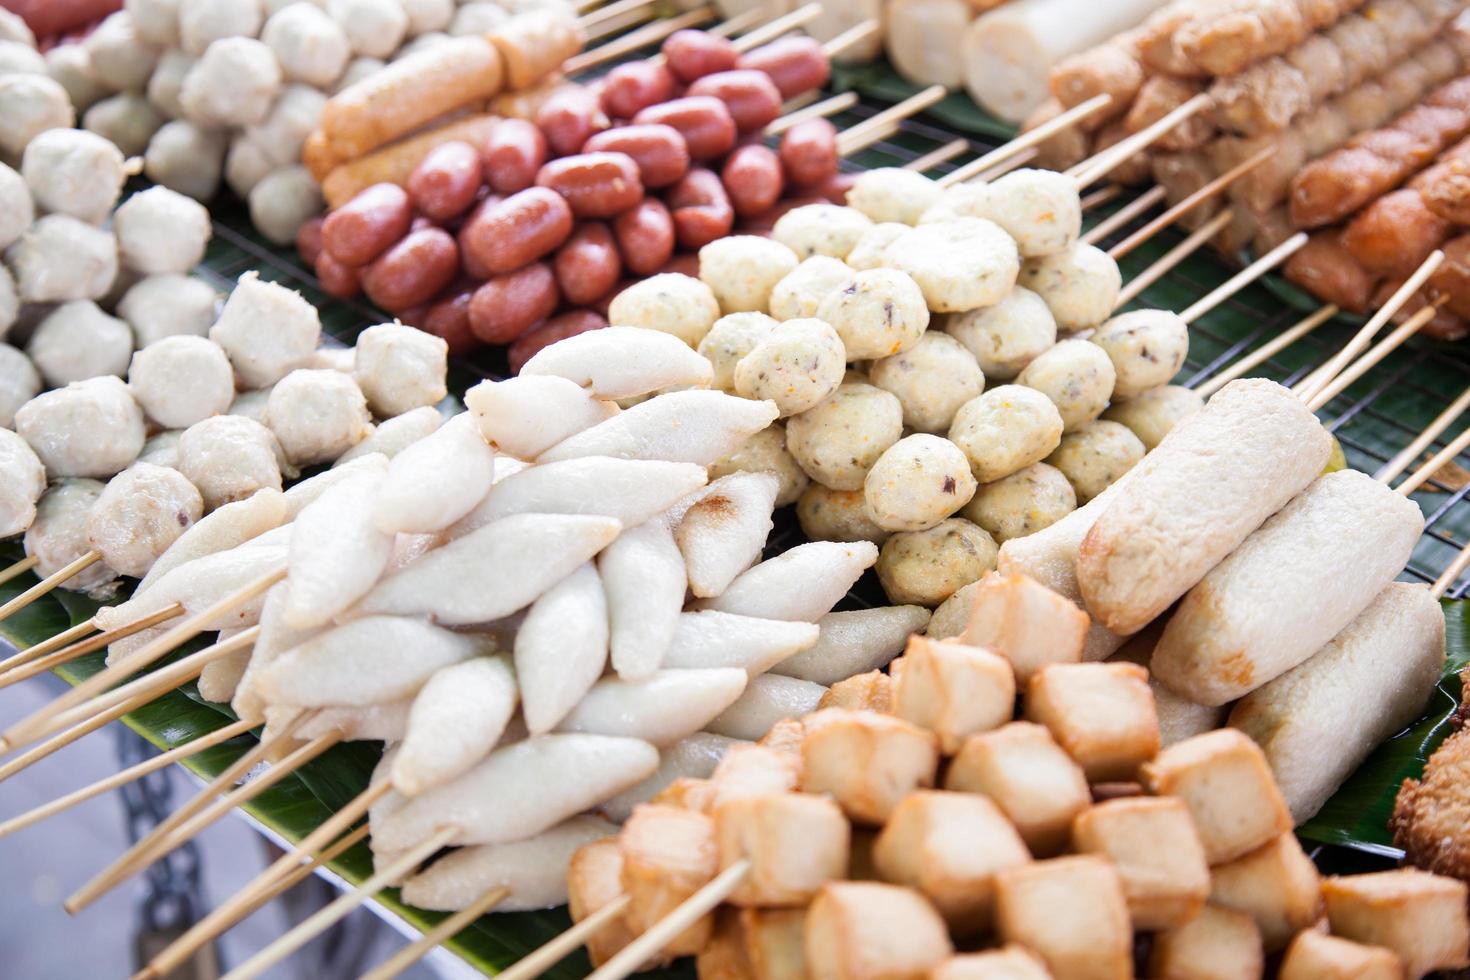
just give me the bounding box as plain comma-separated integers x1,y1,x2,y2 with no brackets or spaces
1147,905,1263,980
1322,869,1470,979
1209,833,1322,952
569,838,643,969
1024,662,1158,782
1279,931,1404,980
872,790,1031,934
740,908,807,980
928,948,1051,980
621,804,720,955
801,708,940,824
654,776,717,812
700,909,757,980
1140,729,1291,865
961,572,1089,683
893,636,1016,754
820,670,894,712
993,856,1132,980
759,718,807,760
945,722,1090,857
1071,797,1210,931
805,881,954,980
708,744,803,812
716,792,850,907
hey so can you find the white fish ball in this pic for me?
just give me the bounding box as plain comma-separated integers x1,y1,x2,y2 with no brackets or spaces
128,336,236,428
28,302,134,387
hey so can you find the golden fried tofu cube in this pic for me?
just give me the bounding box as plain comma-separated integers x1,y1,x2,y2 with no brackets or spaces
1071,797,1210,931
961,572,1089,683
928,948,1051,980
1140,729,1291,865
621,803,720,956
569,838,644,970
709,744,803,812
700,909,757,980
872,790,1031,934
993,856,1132,980
716,792,850,907
1322,869,1470,979
759,718,807,760
893,636,1016,754
1279,930,1404,980
1147,905,1263,980
654,777,717,812
820,670,894,712
801,708,940,825
1025,662,1159,782
741,908,808,980
805,881,954,980
945,722,1090,857
1209,833,1322,952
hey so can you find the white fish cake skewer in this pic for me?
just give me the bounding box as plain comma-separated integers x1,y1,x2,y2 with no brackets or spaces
284,467,394,630
517,561,610,735
297,699,413,742
772,606,932,685
136,488,289,594
661,611,820,675
675,472,779,598
466,375,617,460
600,516,687,681
96,545,287,643
538,390,779,466
456,457,707,535
232,583,326,722
706,673,827,740
519,326,714,399
281,452,388,519
599,733,741,823
374,413,496,535
392,654,518,796
693,541,879,622
557,669,749,746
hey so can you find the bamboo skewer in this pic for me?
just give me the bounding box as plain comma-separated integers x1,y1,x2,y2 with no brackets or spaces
765,92,858,135
1114,210,1235,309
1108,148,1273,260
907,139,970,174
0,603,184,692
817,19,879,58
1068,94,1212,189
0,695,144,786
1432,538,1470,597
730,2,821,51
1079,184,1123,212
938,93,1113,188
1080,186,1166,247
1397,424,1470,497
566,5,715,72
0,554,37,588
1178,233,1309,324
1307,305,1438,412
1194,304,1340,397
970,146,1038,183
359,886,513,980
578,0,656,29
495,896,633,980
836,85,947,156
1378,384,1470,485
587,861,753,980
0,617,96,678
0,550,101,623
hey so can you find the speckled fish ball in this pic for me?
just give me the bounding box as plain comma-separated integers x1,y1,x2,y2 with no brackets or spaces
0,343,40,428
771,204,874,260
1045,419,1145,503
128,336,235,428
0,74,74,159
85,11,160,92
0,428,45,537
114,186,213,275
6,215,117,304
864,433,977,532
246,84,326,167
697,312,776,392
177,415,285,509
118,274,220,347
331,0,410,58
145,120,227,201
267,369,372,467
876,517,998,607
947,383,1064,484
844,222,906,271
228,388,270,422
353,322,449,417
943,286,1057,381
262,2,350,88
139,429,182,469
1018,242,1121,331
26,481,120,595
1089,308,1190,400
870,332,985,434
786,381,904,491
0,163,32,253
797,483,889,545
769,256,851,322
707,423,809,507
21,129,127,225
210,271,321,389
962,461,1076,544
1101,384,1203,451
918,182,993,224
28,302,134,387
179,0,264,56
733,316,846,417
49,44,109,114
699,236,800,314
884,218,1020,313
87,463,204,577
225,137,273,199
84,93,166,157
180,37,282,127
15,376,146,479
815,267,929,360
1015,338,1115,431
609,274,722,347
249,165,323,246
127,0,182,47
982,169,1083,257
147,49,193,118
848,168,942,225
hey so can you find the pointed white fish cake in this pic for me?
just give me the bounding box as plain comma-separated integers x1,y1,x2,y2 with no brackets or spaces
599,733,742,822
599,515,687,681
538,390,779,466
356,513,621,625
232,582,326,721
282,452,388,519
676,472,779,598
373,734,660,851
456,457,707,535
136,488,288,594
517,561,610,734
662,610,820,675
706,674,828,740
197,644,253,703
98,544,288,636
374,413,496,535
393,655,519,796
466,375,618,460
296,698,414,742
520,326,714,399
693,541,879,622
556,668,748,746
773,606,932,685
284,468,395,630
401,816,619,912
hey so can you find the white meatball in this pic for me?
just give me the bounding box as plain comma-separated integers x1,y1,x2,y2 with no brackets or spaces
847,168,942,225
181,37,282,127
0,7,33,46
179,0,264,55
947,384,1064,483
46,44,107,112
608,273,721,347
844,222,907,271
210,271,322,388
707,423,809,507
786,382,904,491
15,376,146,479
310,345,357,374
139,429,183,469
864,433,977,532
884,218,1020,313
797,483,889,545
267,368,372,466
870,332,985,434
450,2,508,34
244,84,326,166
331,55,384,93
815,267,929,360
353,322,449,417
145,120,227,201
177,414,285,510
87,463,204,577
329,0,409,57
249,165,323,246
114,186,214,276
876,517,997,606
228,388,271,423
0,427,45,537
403,0,454,34
699,236,800,314
944,286,1057,381
962,461,1076,543
698,312,777,391
1045,419,1145,503
147,49,194,119
0,74,73,159
128,336,235,428
1015,338,1116,431
225,136,274,199
0,39,43,75
1018,242,1121,331
0,266,16,339
126,0,182,47
733,317,846,417
26,480,121,595
118,274,220,346
85,12,160,92
28,302,134,387
83,93,166,157
0,343,40,428
1101,384,1203,451
769,256,851,322
771,204,874,260
917,182,993,224
5,215,117,304
261,2,350,87
981,169,1082,258
1090,309,1190,400
0,162,32,253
